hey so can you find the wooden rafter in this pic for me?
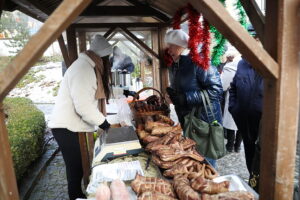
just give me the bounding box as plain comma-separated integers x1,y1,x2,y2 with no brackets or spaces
57,35,71,67
120,27,159,59
0,0,92,101
107,31,117,41
81,6,162,17
74,23,163,29
189,0,279,79
240,0,265,43
125,0,171,22
10,0,48,20
104,27,116,38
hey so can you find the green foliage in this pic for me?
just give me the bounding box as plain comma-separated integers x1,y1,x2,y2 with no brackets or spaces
35,55,63,66
52,82,61,97
3,97,46,180
16,69,45,88
235,0,248,29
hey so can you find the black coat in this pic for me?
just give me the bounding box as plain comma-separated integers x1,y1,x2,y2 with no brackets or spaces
169,55,223,125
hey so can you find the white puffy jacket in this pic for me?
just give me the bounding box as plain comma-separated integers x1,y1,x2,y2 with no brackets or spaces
48,53,106,132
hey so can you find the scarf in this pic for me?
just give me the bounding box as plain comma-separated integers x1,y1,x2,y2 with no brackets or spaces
85,50,107,116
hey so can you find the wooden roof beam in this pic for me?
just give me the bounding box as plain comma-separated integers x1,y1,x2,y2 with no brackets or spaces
189,0,279,79
240,0,265,43
125,0,171,22
0,0,92,101
81,6,162,17
120,27,159,59
74,23,163,29
104,27,116,38
10,0,48,21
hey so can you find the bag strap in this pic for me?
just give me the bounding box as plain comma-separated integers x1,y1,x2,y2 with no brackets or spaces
201,90,217,122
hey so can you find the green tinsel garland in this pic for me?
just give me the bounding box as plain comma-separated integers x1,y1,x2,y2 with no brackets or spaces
235,0,247,29
210,0,226,66
210,0,247,66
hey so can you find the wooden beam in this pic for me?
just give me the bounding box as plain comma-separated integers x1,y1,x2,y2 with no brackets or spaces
151,30,160,90
57,35,71,67
78,133,90,187
240,0,265,43
260,0,300,199
81,6,161,17
158,27,169,94
0,103,19,200
107,31,117,41
125,0,171,22
0,0,92,101
78,31,87,53
10,0,48,21
189,0,279,79
66,26,78,64
259,0,279,198
121,27,159,59
103,27,116,38
74,23,163,29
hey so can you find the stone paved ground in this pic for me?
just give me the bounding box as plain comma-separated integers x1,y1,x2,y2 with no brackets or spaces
28,151,69,200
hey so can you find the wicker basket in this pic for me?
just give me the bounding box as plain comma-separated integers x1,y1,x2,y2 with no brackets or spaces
130,87,170,125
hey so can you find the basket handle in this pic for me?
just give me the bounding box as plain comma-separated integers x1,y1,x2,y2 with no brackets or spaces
132,87,164,102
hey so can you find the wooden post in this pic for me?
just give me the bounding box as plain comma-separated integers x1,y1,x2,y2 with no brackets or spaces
78,31,87,53
0,103,19,200
87,132,95,165
158,27,168,94
57,35,71,67
0,0,92,101
151,30,160,91
67,26,78,63
260,0,300,199
78,133,90,187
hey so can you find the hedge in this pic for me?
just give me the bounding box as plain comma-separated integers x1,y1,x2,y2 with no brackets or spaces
3,97,46,180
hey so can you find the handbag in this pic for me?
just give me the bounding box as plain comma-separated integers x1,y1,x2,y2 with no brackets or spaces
184,90,226,159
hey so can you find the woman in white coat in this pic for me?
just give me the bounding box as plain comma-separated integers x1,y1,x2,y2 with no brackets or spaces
221,49,243,153
48,35,112,200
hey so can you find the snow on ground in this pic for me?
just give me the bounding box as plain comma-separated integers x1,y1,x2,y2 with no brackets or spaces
8,62,63,104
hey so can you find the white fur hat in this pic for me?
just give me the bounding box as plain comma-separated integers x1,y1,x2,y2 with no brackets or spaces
165,29,189,48
89,34,113,57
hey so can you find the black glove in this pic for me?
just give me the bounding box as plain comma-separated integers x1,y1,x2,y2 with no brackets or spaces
99,119,110,131
166,87,186,106
123,90,139,100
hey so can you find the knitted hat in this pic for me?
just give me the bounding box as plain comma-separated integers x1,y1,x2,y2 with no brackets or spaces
89,34,113,57
165,29,189,48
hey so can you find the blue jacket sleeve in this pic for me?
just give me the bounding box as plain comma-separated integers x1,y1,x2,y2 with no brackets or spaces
228,70,238,116
185,66,223,105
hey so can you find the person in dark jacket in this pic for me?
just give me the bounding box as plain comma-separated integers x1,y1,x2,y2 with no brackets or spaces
111,46,135,73
165,29,223,167
229,58,263,173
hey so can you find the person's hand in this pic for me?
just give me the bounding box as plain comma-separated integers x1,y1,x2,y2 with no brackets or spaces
99,119,110,131
123,90,139,99
166,87,186,105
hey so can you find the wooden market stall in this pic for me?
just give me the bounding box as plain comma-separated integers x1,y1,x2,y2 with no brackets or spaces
0,0,299,199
